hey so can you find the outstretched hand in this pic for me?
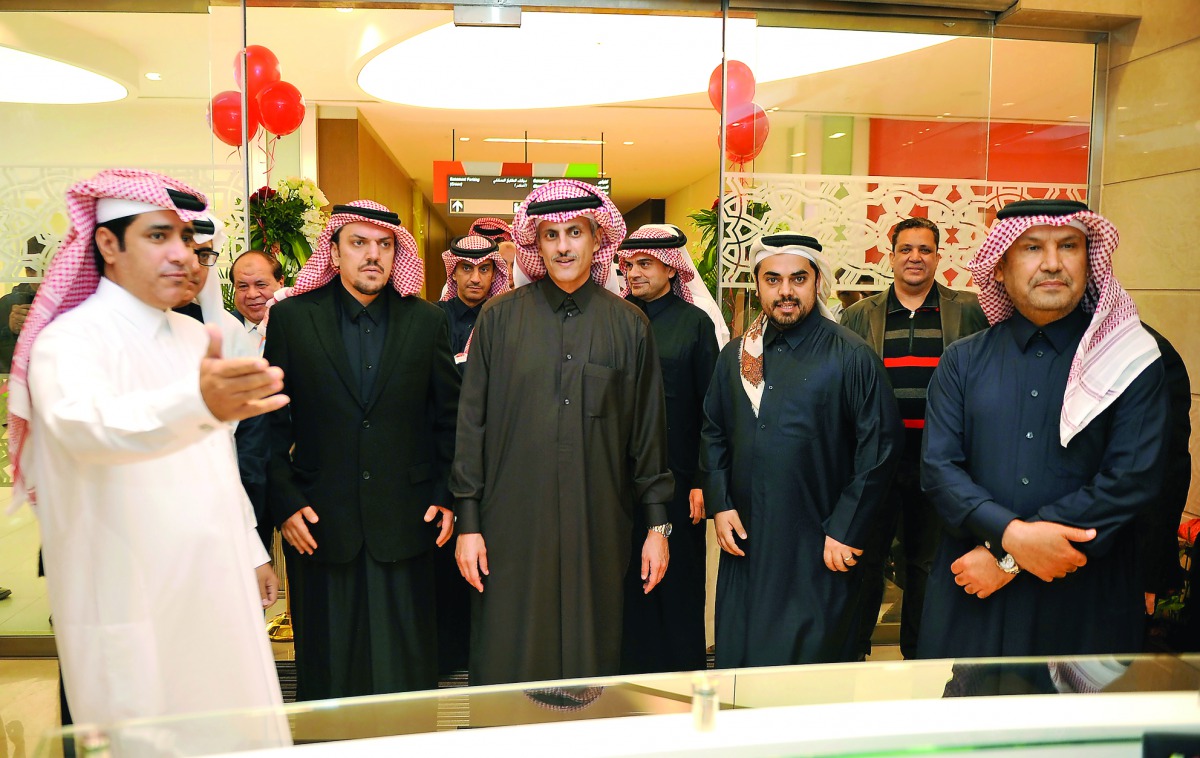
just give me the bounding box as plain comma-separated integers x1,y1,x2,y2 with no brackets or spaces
199,325,289,422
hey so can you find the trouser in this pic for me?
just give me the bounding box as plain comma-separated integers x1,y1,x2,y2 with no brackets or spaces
290,547,437,701
857,466,941,659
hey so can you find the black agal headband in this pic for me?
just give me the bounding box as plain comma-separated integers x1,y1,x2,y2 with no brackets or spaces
333,204,402,226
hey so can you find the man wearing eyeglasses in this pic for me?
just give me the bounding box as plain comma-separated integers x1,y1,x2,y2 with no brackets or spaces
173,218,274,554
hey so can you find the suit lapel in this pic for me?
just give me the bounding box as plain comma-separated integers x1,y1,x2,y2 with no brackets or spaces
939,284,963,347
309,284,365,407
867,296,886,355
364,290,414,413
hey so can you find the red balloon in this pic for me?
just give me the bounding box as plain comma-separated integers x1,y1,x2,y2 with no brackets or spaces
235,45,281,101
707,60,756,112
724,102,770,161
257,81,306,136
208,90,260,147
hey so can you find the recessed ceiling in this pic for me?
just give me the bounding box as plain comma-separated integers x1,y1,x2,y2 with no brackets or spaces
358,14,952,110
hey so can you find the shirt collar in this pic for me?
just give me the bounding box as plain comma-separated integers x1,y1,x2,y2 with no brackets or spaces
447,295,483,318
244,317,260,333
540,277,597,313
96,277,169,336
763,307,822,350
627,290,677,319
1008,306,1090,353
337,281,388,324
886,283,940,315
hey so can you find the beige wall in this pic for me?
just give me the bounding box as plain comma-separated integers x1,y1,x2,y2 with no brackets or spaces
1099,2,1200,517
664,170,720,268
317,114,451,301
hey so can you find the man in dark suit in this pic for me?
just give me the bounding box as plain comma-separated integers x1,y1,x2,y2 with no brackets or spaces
265,201,460,699
841,216,988,658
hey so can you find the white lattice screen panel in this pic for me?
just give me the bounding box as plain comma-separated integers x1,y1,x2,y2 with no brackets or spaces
717,172,1088,291
0,166,245,282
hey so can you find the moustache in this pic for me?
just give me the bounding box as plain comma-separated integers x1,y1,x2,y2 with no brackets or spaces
771,296,800,308
1031,274,1071,287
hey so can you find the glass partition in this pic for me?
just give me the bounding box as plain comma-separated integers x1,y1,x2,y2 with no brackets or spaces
35,654,1200,757
1,7,1144,757
0,3,251,641
711,19,1095,336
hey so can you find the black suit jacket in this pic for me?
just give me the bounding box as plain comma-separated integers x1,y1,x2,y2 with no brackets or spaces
265,281,461,564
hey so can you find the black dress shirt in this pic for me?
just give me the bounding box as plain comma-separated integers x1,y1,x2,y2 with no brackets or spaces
438,296,483,357
337,284,388,400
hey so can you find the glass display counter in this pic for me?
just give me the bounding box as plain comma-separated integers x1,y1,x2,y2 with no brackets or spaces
37,655,1200,757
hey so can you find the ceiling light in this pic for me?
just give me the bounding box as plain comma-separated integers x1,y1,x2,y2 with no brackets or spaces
941,112,951,116
1001,102,1015,106
790,152,806,157
623,141,634,145
1067,115,1078,119
828,132,846,139
484,137,605,145
459,136,470,141
144,72,162,81
766,107,779,112
0,45,126,104
359,15,953,109
1026,130,1035,134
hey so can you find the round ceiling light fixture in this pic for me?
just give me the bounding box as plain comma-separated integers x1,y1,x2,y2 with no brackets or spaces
0,45,127,104
358,14,952,110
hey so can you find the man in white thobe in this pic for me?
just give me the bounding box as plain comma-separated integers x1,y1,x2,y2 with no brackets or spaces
8,169,291,753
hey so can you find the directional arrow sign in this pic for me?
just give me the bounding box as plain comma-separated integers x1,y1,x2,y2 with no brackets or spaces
450,199,465,213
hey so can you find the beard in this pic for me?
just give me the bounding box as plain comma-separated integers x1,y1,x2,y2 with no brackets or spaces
765,295,810,329
351,272,387,296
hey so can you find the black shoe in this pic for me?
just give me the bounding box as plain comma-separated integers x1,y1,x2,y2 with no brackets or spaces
0,587,11,601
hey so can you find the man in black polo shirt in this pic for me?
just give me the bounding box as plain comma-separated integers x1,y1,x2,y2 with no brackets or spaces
841,217,987,658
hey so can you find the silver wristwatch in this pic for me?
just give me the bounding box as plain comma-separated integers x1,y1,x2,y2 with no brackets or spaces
996,553,1021,575
649,523,673,539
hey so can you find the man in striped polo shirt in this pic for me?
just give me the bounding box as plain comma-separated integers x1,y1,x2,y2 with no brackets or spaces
841,217,987,658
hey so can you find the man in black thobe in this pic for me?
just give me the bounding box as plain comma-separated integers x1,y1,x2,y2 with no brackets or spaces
469,217,517,290
432,234,509,675
700,233,903,667
617,224,721,674
1136,323,1190,631
266,201,460,698
919,199,1168,659
451,180,674,685
437,234,510,365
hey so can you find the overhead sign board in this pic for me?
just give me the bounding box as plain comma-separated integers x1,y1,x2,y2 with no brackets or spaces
447,175,612,217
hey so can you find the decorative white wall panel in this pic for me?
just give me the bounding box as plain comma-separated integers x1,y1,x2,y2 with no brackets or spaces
718,172,1088,292
0,166,244,282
